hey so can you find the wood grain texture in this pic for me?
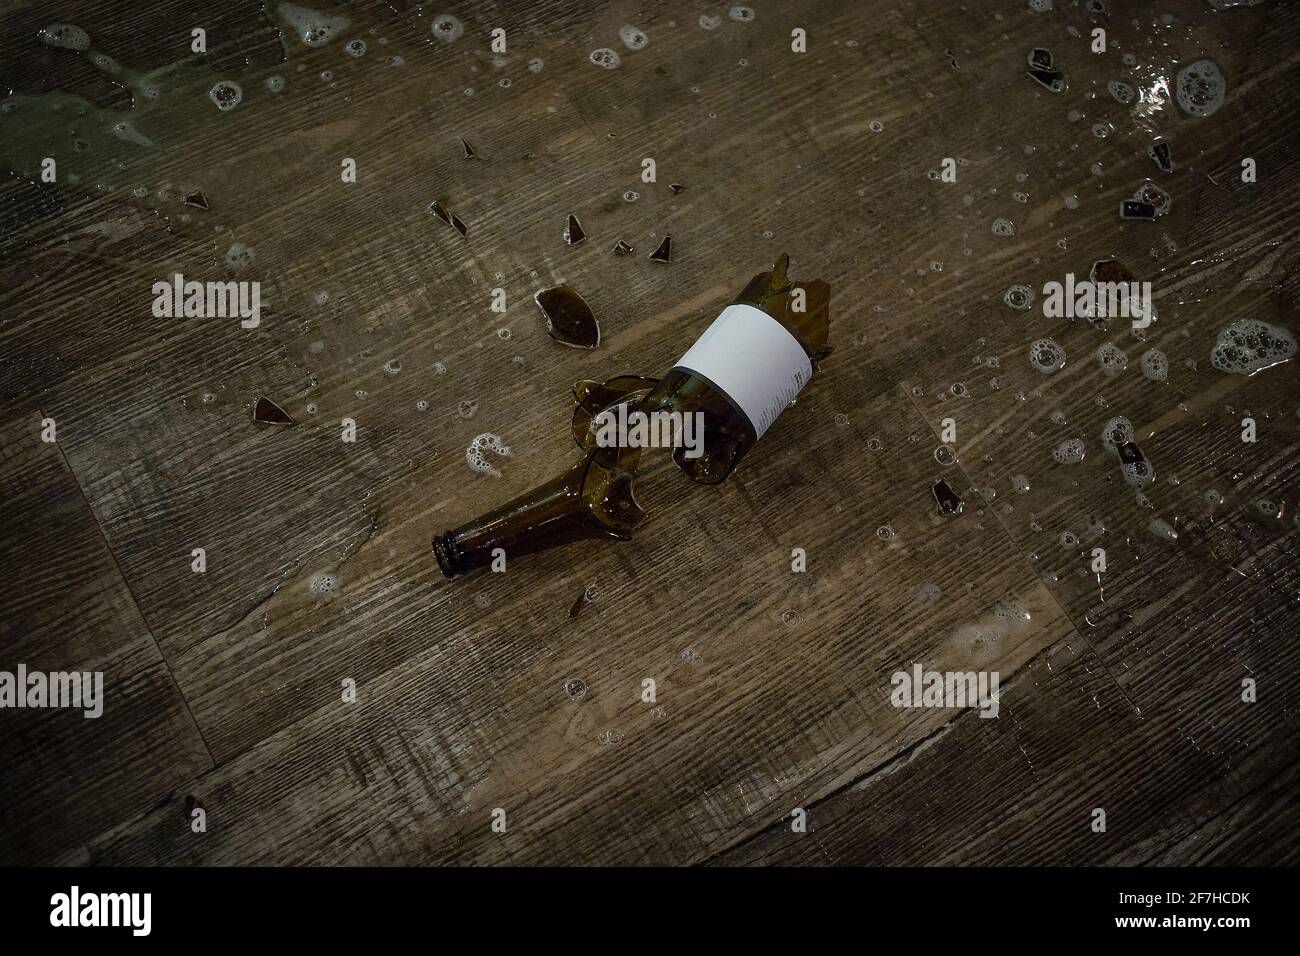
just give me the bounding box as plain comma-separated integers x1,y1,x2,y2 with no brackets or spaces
0,407,212,865
1,0,1297,865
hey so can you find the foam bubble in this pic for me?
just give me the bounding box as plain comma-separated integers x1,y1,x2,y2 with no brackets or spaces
209,80,243,112
1052,438,1086,465
589,47,621,69
729,5,756,20
1100,416,1134,455
1108,80,1135,104
619,25,649,49
1176,59,1226,118
699,14,722,29
1210,319,1297,375
1028,337,1066,373
467,432,510,477
309,572,339,594
1095,341,1128,374
1004,284,1035,310
224,242,255,272
265,75,286,93
1140,348,1168,382
431,14,464,43
992,217,1015,237
1121,458,1155,488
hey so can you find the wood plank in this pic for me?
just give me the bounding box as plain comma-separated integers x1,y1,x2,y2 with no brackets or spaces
0,407,211,864
85,382,1075,864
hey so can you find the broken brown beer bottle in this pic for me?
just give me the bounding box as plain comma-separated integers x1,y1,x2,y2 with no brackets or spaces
432,254,831,578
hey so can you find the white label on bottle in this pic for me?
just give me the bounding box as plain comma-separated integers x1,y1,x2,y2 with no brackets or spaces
671,303,812,439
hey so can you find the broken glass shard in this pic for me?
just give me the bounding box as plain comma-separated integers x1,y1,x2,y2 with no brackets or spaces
932,478,964,515
612,239,633,256
1148,140,1174,173
563,214,586,245
459,135,476,159
1120,199,1157,220
430,200,468,237
648,235,673,263
668,183,686,194
183,191,209,210
1117,441,1145,465
253,397,294,425
1027,67,1066,93
1090,258,1135,284
568,587,589,619
1027,47,1053,70
571,374,658,465
535,283,600,348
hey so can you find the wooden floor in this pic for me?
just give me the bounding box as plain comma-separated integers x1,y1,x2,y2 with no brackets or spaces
2,0,1298,865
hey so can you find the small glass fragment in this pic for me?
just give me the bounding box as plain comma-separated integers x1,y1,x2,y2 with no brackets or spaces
183,191,209,210
1027,67,1066,93
1117,441,1145,466
563,214,586,245
568,587,590,619
1120,199,1157,220
253,397,294,425
1148,140,1174,173
430,200,468,237
648,235,673,263
933,478,964,515
535,284,600,348
668,183,686,194
1090,258,1135,284
612,239,634,256
459,135,477,159
1027,47,1053,70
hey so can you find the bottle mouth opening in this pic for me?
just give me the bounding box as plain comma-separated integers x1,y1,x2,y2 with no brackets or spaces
431,532,464,579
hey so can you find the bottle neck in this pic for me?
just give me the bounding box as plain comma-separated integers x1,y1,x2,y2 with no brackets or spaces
432,457,634,578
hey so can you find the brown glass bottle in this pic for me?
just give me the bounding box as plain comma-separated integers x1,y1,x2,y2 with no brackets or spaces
433,254,830,578
643,252,830,483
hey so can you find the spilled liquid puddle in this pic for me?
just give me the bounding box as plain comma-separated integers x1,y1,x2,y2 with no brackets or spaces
535,284,600,349
277,2,351,47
